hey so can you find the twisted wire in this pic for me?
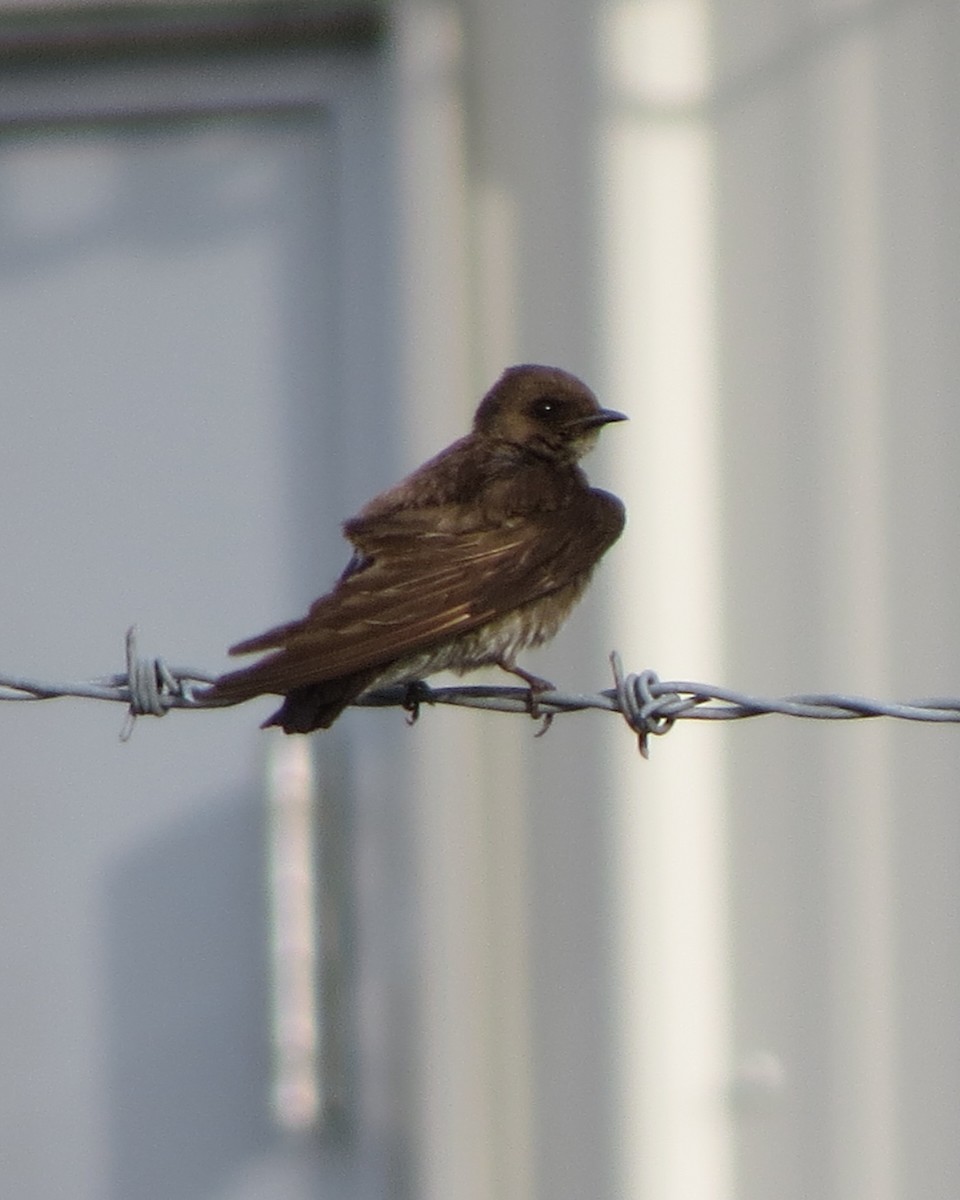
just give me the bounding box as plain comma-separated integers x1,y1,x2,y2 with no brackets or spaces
3,630,960,754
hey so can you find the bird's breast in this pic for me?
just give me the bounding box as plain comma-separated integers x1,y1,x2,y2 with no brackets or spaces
370,571,592,689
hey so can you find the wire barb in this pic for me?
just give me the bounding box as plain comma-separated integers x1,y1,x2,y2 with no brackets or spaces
3,630,960,753
611,655,679,758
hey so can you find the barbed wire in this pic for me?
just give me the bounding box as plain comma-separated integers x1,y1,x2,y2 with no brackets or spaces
2,628,960,756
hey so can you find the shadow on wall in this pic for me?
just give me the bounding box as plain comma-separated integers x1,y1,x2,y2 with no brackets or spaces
103,789,272,1200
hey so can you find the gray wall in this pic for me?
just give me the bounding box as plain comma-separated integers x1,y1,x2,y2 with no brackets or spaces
2,2,959,1198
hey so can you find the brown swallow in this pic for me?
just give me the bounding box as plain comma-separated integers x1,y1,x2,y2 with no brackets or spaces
208,364,627,733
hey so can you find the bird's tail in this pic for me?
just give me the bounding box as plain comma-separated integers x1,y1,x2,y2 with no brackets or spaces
261,672,379,733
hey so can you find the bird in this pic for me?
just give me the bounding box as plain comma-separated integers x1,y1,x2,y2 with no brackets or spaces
207,364,627,733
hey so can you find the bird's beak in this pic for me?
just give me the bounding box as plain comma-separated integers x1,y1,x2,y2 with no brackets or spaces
576,408,628,429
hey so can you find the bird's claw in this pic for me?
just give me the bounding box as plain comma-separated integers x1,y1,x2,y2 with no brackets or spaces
495,657,555,723
534,711,554,737
522,676,555,725
402,680,432,726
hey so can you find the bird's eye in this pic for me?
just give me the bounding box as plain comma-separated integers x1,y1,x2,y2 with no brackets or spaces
531,395,563,420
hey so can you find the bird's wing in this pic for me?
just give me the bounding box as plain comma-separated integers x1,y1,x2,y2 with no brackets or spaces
213,489,624,696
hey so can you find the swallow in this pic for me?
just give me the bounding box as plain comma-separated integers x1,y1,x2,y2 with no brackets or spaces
208,364,626,732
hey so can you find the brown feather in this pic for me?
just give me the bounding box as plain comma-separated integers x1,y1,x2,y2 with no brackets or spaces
214,487,622,697
207,364,627,731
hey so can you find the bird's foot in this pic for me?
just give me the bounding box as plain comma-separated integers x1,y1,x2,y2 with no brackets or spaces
402,680,433,726
495,658,555,723
534,711,555,738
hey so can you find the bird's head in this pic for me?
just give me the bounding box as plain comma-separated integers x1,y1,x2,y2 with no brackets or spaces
473,364,627,464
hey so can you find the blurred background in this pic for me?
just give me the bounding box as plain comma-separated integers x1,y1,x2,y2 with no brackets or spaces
1,1,958,1197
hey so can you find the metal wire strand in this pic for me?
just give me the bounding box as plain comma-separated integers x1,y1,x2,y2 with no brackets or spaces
3,631,960,753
